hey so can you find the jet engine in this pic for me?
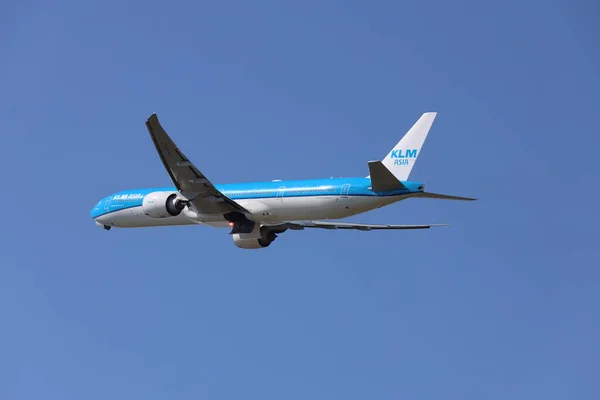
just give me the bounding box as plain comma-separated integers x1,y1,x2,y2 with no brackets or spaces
142,191,187,218
232,227,283,249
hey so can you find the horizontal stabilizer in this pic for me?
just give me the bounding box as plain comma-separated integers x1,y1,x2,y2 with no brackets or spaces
368,161,406,192
411,192,477,201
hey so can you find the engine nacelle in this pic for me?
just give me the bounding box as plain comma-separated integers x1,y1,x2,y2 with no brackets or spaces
231,227,281,249
142,191,186,218
232,234,273,249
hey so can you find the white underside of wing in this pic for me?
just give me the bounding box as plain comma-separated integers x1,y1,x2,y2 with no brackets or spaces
287,220,449,230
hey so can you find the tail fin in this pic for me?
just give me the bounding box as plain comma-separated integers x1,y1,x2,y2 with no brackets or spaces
381,112,437,181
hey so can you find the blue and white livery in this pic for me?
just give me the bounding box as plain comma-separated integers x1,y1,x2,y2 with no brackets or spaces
91,112,475,249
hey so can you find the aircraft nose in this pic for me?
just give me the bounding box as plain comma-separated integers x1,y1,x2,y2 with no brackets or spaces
91,198,112,230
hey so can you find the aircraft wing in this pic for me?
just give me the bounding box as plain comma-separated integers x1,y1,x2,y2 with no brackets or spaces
145,113,249,216
281,220,449,231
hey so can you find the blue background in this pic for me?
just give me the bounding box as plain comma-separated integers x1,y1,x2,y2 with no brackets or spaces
1,1,598,399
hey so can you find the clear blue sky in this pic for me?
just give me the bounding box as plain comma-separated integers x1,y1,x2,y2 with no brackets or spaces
1,1,598,399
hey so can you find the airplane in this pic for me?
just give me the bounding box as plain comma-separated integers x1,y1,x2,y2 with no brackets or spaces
91,112,476,249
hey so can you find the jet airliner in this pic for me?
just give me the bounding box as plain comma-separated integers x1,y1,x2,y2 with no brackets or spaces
91,112,475,249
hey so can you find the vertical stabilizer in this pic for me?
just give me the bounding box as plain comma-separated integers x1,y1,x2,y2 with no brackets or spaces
381,112,437,181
